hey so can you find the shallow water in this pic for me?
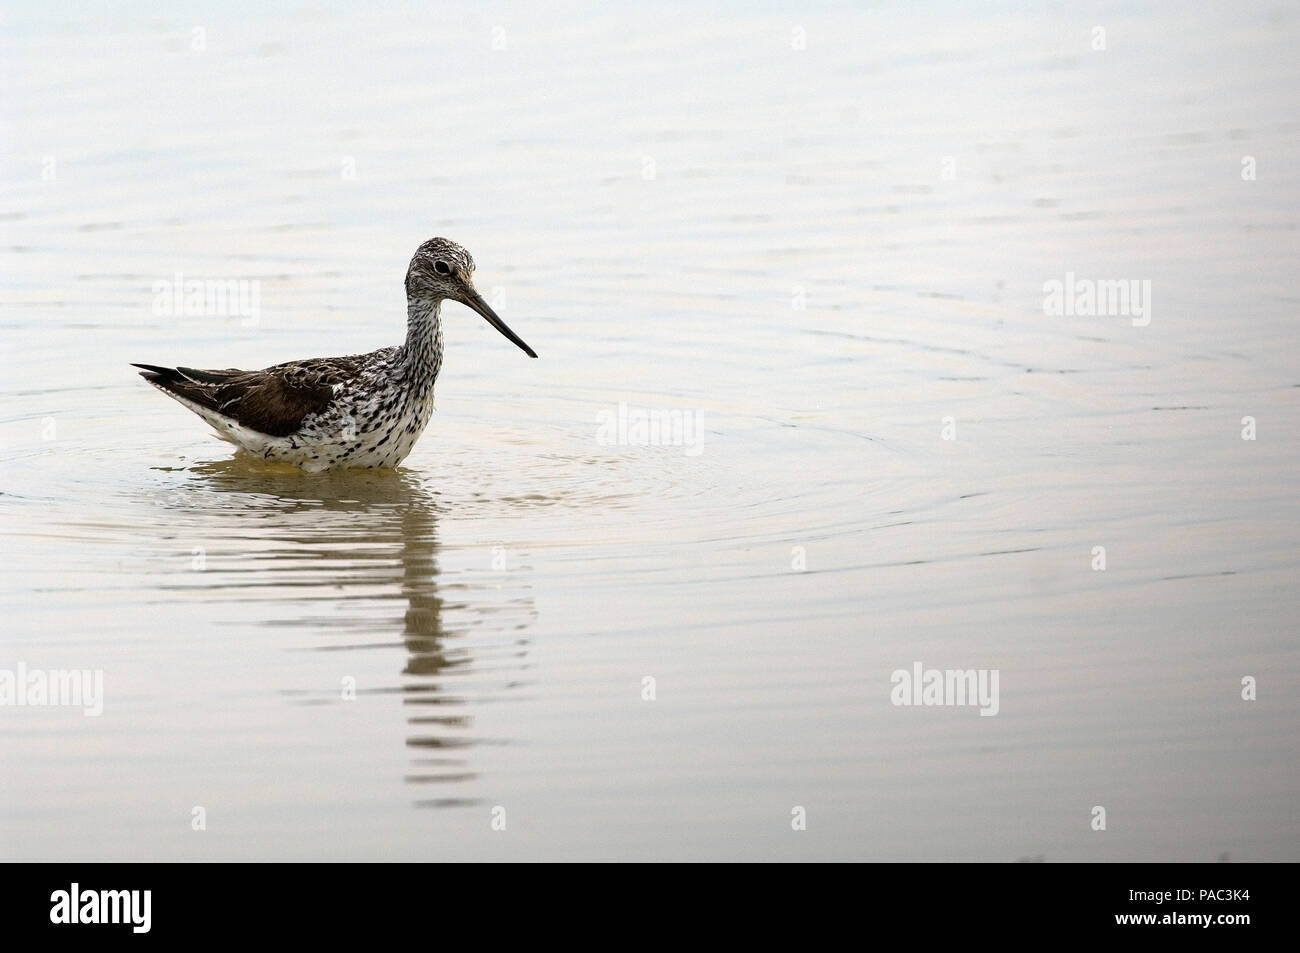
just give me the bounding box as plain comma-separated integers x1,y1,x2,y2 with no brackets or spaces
2,2,1298,860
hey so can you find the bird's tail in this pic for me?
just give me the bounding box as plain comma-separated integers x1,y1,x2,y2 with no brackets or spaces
131,362,181,384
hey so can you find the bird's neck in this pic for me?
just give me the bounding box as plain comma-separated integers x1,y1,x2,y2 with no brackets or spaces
403,297,444,380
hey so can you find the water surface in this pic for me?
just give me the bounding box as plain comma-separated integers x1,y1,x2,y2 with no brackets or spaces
2,1,1298,860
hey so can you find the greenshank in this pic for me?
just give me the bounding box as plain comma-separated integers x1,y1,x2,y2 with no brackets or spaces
134,237,536,472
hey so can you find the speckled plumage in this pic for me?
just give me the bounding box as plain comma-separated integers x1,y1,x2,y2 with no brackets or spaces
134,238,536,473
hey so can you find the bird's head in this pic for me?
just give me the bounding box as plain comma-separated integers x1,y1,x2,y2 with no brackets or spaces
405,237,537,358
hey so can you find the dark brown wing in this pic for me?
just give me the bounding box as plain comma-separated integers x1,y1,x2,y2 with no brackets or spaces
133,357,366,437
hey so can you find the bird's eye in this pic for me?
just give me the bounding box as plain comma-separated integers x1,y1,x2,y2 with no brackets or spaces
433,260,453,276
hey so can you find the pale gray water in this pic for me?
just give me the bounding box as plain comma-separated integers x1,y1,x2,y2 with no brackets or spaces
1,1,1297,861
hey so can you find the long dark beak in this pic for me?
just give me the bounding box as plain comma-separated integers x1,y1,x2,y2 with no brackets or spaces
460,287,537,358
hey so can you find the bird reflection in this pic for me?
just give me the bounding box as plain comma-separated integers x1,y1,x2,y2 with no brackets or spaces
167,456,533,807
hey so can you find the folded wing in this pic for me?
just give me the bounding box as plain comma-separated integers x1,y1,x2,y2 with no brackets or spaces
132,361,353,437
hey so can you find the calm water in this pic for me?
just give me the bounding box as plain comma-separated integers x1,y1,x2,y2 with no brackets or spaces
2,2,1298,861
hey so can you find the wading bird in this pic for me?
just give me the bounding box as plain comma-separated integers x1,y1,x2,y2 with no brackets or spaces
134,237,536,472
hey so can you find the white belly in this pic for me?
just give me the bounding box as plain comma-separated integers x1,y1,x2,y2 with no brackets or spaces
184,389,435,472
